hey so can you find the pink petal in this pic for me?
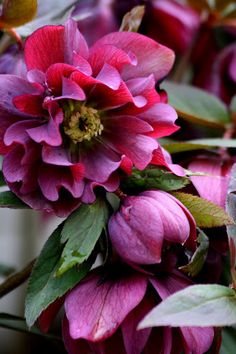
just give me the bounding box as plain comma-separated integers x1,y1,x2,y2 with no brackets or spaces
189,157,230,209
81,174,120,204
0,75,41,115
60,77,85,101
96,63,121,90
65,272,147,341
4,119,40,146
27,116,62,146
45,63,76,95
93,32,175,81
180,327,214,354
138,103,179,138
38,164,84,201
122,296,153,354
24,25,65,72
62,318,91,354
108,196,164,264
89,44,137,75
72,53,92,75
64,18,89,63
42,146,72,166
80,141,121,182
13,94,45,116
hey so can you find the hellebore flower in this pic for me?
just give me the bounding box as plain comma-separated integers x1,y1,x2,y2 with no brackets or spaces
189,155,233,209
0,18,177,216
200,43,236,105
62,266,214,354
145,0,200,54
108,190,196,265
72,0,117,46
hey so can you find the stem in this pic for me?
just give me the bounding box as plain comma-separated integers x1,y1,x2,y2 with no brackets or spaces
0,259,35,298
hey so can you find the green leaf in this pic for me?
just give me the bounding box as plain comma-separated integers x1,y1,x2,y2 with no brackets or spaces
25,224,92,327
0,313,60,340
119,5,145,32
138,284,236,328
163,138,236,154
0,0,37,27
172,192,234,228
0,263,15,276
122,168,190,193
106,192,120,212
162,82,230,128
0,171,6,186
221,326,236,354
57,199,108,276
179,229,209,277
226,164,236,286
0,191,28,208
230,95,236,113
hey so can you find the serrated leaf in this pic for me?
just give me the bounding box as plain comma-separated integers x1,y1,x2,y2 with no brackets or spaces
122,168,190,193
179,229,209,277
0,0,37,27
172,192,234,228
0,313,59,340
57,199,108,276
139,284,236,328
0,191,28,208
119,5,145,32
163,139,236,154
25,224,92,327
162,82,230,128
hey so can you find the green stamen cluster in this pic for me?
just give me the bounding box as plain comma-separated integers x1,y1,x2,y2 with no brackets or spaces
63,102,103,144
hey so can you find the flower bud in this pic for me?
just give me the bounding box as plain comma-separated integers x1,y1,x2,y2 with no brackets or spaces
108,190,196,264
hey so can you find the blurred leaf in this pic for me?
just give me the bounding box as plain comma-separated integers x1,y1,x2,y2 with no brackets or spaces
16,0,77,36
0,313,60,340
0,0,37,28
226,164,236,287
230,95,236,113
172,192,234,228
0,191,28,208
139,285,236,328
25,224,93,327
0,171,6,186
179,229,209,277
221,326,236,354
122,168,190,193
57,199,108,276
120,5,145,32
162,82,230,128
0,263,15,276
163,138,236,154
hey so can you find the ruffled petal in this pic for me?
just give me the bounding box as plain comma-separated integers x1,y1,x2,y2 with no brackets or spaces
93,32,175,81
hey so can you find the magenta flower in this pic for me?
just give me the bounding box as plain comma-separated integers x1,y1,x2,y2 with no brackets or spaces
0,19,177,216
62,267,214,354
108,190,196,265
146,0,200,54
189,155,233,209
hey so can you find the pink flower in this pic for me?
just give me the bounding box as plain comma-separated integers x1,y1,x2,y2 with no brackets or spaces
62,266,214,354
198,43,236,104
108,190,196,265
146,0,200,54
0,19,177,216
189,155,233,209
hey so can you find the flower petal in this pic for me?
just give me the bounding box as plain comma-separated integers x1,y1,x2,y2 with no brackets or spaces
65,271,147,341
93,32,175,81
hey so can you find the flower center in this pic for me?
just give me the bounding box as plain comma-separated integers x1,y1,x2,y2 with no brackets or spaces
63,101,103,144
